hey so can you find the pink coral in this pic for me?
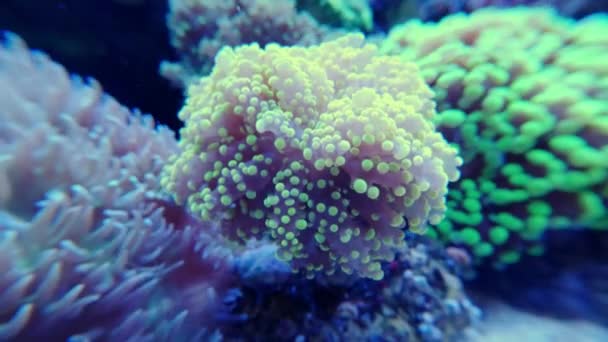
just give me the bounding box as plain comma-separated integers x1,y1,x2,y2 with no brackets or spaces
162,34,461,281
0,32,228,340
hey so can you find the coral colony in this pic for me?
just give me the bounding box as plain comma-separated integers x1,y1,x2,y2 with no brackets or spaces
0,1,606,341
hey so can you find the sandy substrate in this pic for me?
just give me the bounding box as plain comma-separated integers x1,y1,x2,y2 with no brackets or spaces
466,301,608,342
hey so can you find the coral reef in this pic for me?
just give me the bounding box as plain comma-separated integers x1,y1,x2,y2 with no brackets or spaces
6,1,607,340
160,0,333,88
0,31,479,341
381,7,608,266
161,33,462,280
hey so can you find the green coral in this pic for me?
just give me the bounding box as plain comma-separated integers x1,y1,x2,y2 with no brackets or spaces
381,7,608,266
